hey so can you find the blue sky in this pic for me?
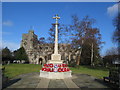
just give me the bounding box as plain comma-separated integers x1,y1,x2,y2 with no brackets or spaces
2,2,119,56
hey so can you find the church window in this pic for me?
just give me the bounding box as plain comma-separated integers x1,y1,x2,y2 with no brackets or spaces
24,42,27,45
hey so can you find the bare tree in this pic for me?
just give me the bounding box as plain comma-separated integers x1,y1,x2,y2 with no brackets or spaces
106,47,118,56
68,15,104,66
112,13,120,58
112,13,120,44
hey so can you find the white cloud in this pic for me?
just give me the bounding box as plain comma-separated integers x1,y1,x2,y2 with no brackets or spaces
0,40,20,51
107,3,119,17
2,21,13,26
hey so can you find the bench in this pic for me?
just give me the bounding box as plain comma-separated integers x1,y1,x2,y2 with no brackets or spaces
103,68,119,86
103,77,110,82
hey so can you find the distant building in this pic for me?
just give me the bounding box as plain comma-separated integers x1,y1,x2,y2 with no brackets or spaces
21,30,78,64
112,58,120,64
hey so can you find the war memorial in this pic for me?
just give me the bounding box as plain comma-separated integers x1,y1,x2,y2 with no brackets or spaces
40,15,72,79
2,15,116,89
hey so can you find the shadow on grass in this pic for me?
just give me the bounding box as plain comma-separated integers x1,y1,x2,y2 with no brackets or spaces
2,78,21,89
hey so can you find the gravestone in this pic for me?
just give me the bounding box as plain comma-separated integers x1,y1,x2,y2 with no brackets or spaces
40,15,72,79
7,61,10,65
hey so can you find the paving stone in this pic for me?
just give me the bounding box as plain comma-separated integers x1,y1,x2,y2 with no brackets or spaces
89,82,108,88
8,84,28,88
72,74,108,88
48,79,67,88
3,72,110,89
36,78,50,88
63,78,79,88
26,83,38,88
7,84,21,88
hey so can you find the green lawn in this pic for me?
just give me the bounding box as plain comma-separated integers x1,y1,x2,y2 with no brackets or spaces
3,64,42,78
3,64,109,79
70,66,109,79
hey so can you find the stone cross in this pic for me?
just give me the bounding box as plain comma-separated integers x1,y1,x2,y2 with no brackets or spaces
53,14,60,54
49,15,62,63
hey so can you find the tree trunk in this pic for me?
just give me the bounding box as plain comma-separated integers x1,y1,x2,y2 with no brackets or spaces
91,43,94,66
76,49,82,65
76,40,84,65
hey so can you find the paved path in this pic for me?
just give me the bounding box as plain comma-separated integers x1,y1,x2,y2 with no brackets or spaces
63,78,79,88
37,78,50,88
3,72,109,89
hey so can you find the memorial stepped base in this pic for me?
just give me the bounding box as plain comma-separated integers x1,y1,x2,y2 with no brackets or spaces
40,63,72,79
40,70,72,79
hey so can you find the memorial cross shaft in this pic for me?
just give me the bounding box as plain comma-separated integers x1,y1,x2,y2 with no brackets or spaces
53,14,60,54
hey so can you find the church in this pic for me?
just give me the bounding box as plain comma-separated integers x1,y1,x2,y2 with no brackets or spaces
20,30,79,64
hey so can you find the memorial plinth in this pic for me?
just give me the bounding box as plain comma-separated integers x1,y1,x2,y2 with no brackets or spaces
48,60,63,64
40,63,72,79
51,54,61,60
48,54,63,64
40,14,72,79
40,70,72,79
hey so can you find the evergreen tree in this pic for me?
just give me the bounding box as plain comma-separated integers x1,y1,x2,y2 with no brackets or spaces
13,47,28,62
47,22,65,43
2,47,12,62
47,22,65,50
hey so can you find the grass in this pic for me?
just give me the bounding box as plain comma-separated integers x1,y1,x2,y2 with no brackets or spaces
3,64,42,79
3,64,109,79
70,66,109,79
